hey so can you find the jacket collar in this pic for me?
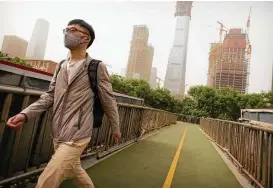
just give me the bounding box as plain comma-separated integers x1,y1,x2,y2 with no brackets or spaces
66,53,93,86
66,53,92,66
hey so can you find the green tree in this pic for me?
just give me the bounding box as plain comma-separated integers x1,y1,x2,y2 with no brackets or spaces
109,75,273,121
130,79,151,99
188,86,220,118
145,88,173,111
110,75,136,96
216,88,241,120
263,91,273,108
238,93,268,109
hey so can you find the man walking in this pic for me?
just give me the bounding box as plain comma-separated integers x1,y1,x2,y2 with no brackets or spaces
7,19,121,188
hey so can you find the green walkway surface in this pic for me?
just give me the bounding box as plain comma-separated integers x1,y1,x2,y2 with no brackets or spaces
60,123,242,188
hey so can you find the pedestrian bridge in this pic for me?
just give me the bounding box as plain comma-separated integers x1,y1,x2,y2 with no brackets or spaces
60,122,243,188
1,85,273,188
60,119,273,188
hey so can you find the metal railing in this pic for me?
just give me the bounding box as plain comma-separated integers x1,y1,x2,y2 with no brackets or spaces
200,118,273,188
0,85,177,186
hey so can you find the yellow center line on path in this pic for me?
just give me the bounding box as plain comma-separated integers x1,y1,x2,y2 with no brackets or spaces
163,128,188,188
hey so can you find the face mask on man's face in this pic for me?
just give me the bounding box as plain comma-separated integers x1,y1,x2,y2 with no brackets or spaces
64,33,86,49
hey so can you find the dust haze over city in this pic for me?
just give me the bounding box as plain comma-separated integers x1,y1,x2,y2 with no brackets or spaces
1,1,273,94
2,2,273,188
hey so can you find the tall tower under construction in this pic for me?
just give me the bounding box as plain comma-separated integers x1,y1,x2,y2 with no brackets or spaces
207,11,252,94
164,1,193,98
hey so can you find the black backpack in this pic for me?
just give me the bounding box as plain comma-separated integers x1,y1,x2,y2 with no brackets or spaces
56,59,104,128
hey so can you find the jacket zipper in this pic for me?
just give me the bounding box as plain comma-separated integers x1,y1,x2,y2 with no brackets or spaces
57,90,68,136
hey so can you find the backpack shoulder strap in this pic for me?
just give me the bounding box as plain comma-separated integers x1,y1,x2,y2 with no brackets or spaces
88,59,102,95
55,59,66,76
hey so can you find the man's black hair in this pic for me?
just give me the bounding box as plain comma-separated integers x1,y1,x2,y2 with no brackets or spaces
68,19,95,48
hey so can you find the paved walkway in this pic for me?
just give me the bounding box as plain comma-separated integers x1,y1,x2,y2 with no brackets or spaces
60,122,242,188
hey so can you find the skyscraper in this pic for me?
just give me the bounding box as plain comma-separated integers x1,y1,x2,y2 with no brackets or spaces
164,1,193,98
1,35,28,58
150,67,157,89
207,29,251,93
125,25,154,82
26,18,49,60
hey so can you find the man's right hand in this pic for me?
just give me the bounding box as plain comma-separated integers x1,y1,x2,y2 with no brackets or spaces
113,132,121,143
6,114,27,130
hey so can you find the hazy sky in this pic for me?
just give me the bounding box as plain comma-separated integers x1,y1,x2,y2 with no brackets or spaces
1,1,273,93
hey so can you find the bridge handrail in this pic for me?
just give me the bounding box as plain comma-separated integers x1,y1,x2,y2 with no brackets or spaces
0,85,177,185
203,117,273,133
200,118,273,188
0,85,176,115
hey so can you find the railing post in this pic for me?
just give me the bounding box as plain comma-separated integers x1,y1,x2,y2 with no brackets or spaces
267,133,272,188
227,123,231,152
257,130,263,183
262,132,268,187
0,93,13,178
240,126,245,168
7,95,30,177
0,94,13,145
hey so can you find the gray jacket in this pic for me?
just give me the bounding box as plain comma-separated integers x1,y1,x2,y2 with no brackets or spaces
21,55,120,142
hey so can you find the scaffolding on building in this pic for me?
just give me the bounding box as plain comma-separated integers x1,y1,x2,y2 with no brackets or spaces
207,9,252,94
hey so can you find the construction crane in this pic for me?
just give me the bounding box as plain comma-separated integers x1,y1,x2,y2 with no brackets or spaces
217,21,228,43
245,7,252,93
246,7,252,43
